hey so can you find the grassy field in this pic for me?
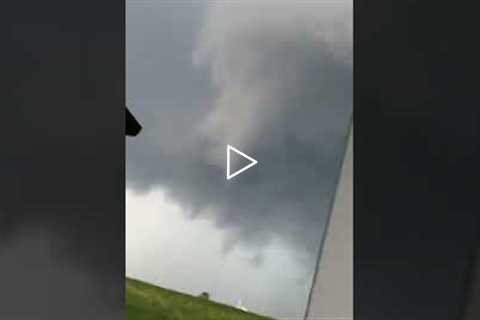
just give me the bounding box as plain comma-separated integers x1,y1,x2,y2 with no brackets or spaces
126,278,275,320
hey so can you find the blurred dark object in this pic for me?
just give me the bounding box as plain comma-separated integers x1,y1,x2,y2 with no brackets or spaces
126,107,142,136
198,292,210,300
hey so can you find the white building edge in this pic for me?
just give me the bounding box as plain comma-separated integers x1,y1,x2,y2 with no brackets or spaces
305,125,353,320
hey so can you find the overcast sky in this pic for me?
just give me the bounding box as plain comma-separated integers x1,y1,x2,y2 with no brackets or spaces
126,1,352,318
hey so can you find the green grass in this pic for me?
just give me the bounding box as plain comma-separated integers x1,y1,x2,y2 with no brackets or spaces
126,277,275,320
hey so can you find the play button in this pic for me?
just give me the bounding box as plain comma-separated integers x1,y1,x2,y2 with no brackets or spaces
226,145,258,180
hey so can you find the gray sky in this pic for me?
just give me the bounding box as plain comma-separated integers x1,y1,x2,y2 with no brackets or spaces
126,1,351,318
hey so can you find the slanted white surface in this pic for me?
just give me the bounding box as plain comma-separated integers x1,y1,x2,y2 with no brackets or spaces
305,128,353,320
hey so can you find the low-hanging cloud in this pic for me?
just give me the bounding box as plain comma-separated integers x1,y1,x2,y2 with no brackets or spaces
127,0,352,265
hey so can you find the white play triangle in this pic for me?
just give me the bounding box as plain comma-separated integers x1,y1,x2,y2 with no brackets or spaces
226,145,258,180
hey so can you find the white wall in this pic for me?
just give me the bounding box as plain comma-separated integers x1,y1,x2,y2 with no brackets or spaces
305,126,353,320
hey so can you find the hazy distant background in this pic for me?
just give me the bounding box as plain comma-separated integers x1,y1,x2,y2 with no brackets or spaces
126,1,352,318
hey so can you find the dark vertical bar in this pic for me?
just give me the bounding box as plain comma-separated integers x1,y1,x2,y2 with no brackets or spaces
355,1,480,319
1,1,125,319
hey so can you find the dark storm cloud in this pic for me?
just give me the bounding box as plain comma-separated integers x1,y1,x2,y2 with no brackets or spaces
127,1,352,263
1,2,123,318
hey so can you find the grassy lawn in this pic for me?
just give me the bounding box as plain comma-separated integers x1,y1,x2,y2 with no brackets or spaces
126,278,275,320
